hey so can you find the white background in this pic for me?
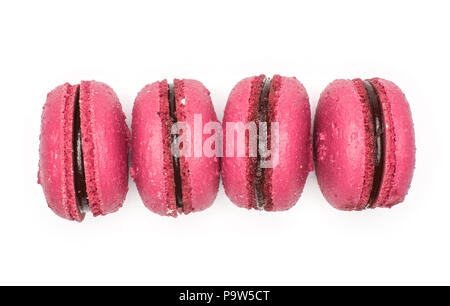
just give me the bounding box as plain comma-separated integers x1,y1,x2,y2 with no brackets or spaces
0,0,448,285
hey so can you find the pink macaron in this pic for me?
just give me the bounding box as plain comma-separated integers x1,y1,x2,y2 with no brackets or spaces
131,79,220,217
38,81,130,221
314,78,415,210
222,75,313,211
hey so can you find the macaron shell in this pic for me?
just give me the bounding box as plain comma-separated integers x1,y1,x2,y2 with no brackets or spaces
38,83,84,221
131,81,177,216
222,76,258,209
80,81,130,216
314,79,370,210
177,79,220,213
368,78,415,208
269,76,313,211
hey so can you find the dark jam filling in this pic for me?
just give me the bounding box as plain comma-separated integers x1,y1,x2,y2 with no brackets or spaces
364,81,385,207
73,87,89,212
254,77,271,209
168,83,183,210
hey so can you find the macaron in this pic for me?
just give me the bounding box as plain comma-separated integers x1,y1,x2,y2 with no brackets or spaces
131,79,220,217
313,78,415,210
38,81,130,222
222,75,313,211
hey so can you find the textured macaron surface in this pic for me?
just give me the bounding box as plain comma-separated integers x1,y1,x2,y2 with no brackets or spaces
131,81,177,216
269,76,313,210
79,81,130,216
178,79,220,213
131,79,220,217
221,76,256,209
222,75,313,211
313,78,415,210
314,79,372,210
38,83,84,221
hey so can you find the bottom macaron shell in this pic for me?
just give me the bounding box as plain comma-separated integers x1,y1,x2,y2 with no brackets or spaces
314,79,371,210
39,83,84,221
80,81,130,216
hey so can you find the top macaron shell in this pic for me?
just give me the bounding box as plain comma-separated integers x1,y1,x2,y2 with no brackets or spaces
39,83,82,221
131,81,173,216
38,81,130,221
222,75,313,211
313,78,415,210
131,79,220,217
